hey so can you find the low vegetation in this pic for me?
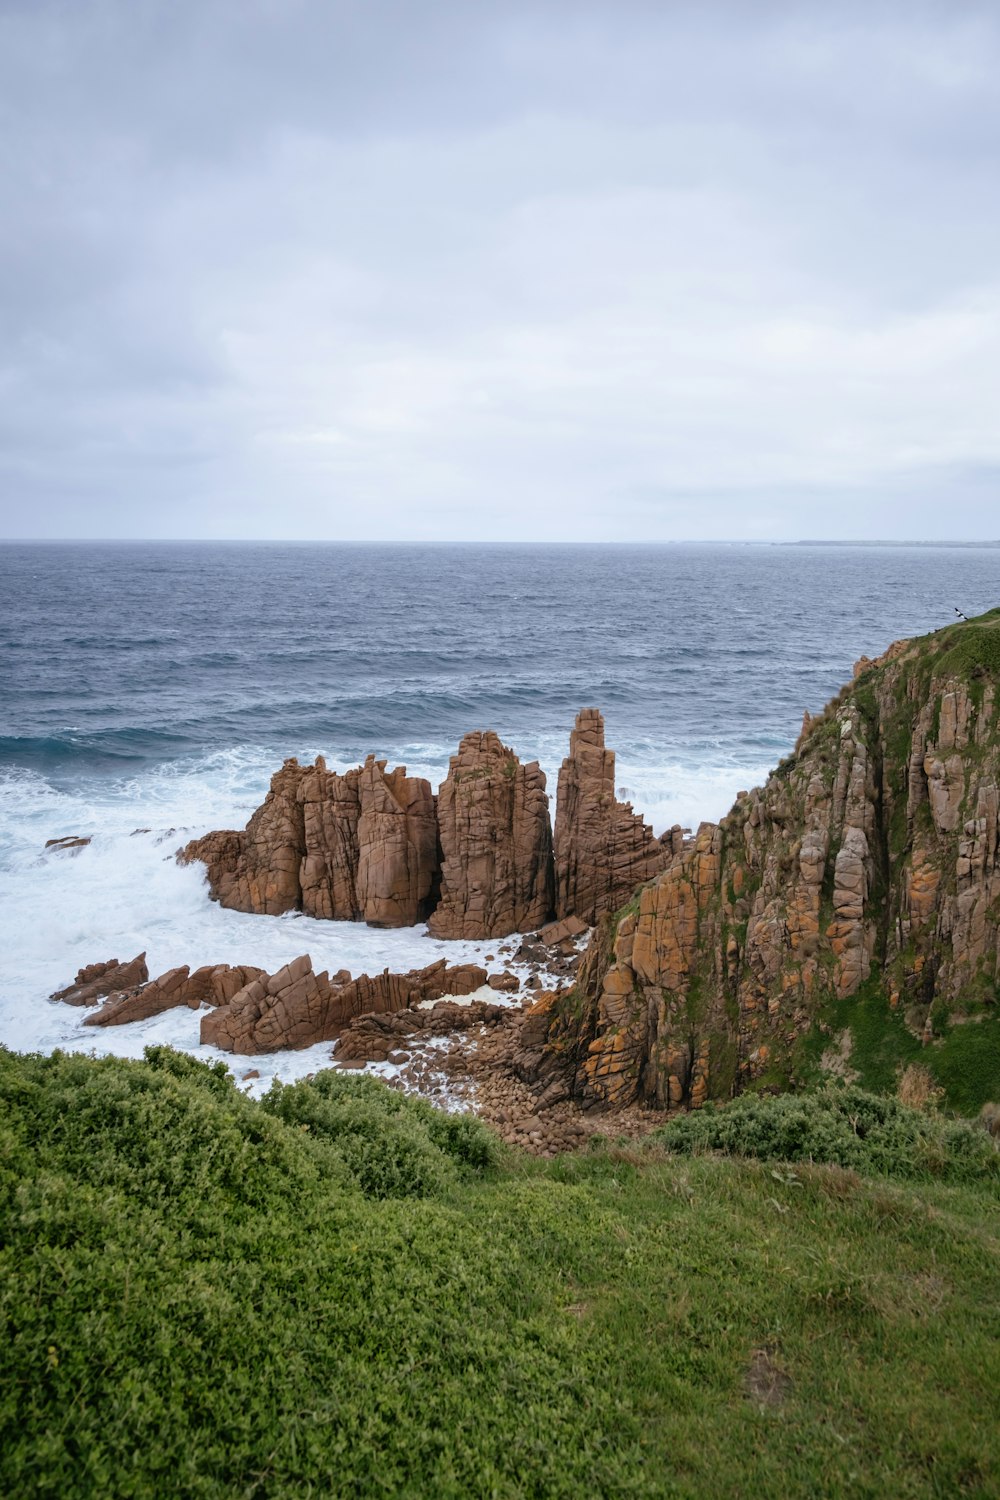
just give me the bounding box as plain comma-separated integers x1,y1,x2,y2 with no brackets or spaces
2,1047,999,1497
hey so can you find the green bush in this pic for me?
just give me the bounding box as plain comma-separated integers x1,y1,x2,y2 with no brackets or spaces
259,1069,503,1198
656,1084,1000,1185
2,1046,1000,1497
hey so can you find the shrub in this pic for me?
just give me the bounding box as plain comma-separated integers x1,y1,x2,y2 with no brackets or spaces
656,1084,1000,1185
259,1070,502,1198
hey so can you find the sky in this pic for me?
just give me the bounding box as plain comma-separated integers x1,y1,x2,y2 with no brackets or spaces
1,0,999,542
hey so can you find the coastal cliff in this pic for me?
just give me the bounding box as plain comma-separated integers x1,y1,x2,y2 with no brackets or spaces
536,609,1000,1113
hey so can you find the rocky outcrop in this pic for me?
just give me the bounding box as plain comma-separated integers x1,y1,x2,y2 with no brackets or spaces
533,609,1000,1112
297,759,362,919
84,963,265,1027
356,756,439,926
179,754,438,928
335,999,509,1063
201,955,488,1054
179,716,676,939
428,732,554,939
554,709,669,923
50,954,149,1006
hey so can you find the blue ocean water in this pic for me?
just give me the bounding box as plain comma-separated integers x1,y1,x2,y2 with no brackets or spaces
4,540,998,788
0,540,997,1061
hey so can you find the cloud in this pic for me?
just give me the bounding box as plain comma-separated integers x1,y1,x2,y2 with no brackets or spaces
1,0,998,539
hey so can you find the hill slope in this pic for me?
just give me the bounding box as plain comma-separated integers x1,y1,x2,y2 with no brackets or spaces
2,1047,999,1497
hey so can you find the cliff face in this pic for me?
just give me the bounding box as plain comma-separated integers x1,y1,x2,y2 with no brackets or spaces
544,610,1000,1111
428,732,553,939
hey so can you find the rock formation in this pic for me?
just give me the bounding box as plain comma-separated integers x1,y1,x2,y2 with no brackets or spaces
428,732,554,939
84,964,265,1027
50,954,149,1006
179,754,438,927
44,835,92,854
201,955,488,1054
532,609,1000,1111
554,708,669,923
356,756,439,926
178,716,677,939
335,998,509,1063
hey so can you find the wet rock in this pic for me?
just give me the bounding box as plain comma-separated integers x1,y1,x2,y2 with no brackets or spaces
84,963,265,1027
44,835,92,854
202,956,487,1055
51,954,149,1007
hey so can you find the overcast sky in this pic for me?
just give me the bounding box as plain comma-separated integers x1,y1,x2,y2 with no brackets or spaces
1,0,998,541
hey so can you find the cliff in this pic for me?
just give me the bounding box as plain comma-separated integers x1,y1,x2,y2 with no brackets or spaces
539,609,1000,1114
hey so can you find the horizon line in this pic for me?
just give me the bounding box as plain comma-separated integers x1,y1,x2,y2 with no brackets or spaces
2,536,1000,549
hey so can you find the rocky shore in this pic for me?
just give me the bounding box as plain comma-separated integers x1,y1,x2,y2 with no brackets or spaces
46,611,1000,1134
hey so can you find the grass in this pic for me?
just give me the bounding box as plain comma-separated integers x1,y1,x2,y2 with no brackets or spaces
794,981,1000,1114
2,1047,999,1498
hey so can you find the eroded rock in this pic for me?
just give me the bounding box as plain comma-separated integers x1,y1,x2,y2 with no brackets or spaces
553,708,669,924
428,732,553,938
529,612,1000,1111
50,954,149,1007
201,955,488,1054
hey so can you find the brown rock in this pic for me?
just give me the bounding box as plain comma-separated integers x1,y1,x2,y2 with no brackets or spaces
84,963,266,1027
179,758,307,916
51,954,149,1006
356,755,438,926
525,614,1000,1112
297,757,362,919
180,752,438,929
201,955,488,1054
539,914,589,946
553,708,668,924
337,999,507,1063
44,835,92,854
428,731,553,939
488,971,521,993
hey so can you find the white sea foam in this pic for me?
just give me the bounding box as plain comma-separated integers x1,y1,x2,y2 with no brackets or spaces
0,740,779,1084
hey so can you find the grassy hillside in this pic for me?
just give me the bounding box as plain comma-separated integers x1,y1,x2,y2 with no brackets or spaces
2,1048,999,1498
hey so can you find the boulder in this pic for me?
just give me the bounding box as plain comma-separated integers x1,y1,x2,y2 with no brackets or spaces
84,963,265,1027
336,998,508,1063
44,835,92,854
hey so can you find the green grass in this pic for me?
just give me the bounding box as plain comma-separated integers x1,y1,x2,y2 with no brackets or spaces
793,982,1000,1114
2,1047,999,1498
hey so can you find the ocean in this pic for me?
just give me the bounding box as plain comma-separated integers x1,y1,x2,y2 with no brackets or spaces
2,540,997,1088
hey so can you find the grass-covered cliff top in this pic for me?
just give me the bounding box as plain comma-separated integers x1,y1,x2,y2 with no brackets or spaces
3,1047,998,1498
854,604,1000,685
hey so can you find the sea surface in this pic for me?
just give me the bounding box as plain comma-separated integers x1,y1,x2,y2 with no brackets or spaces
1,541,998,1086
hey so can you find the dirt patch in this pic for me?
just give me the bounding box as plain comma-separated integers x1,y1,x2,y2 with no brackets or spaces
744,1347,791,1408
